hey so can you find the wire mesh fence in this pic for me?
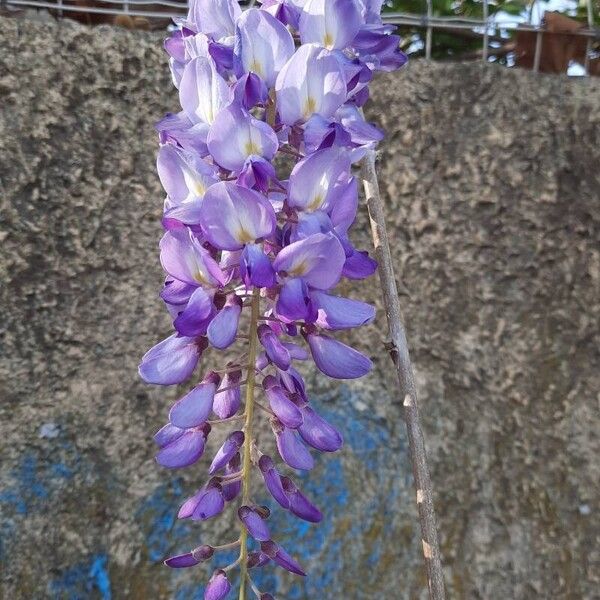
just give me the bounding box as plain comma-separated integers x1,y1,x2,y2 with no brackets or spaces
1,0,598,75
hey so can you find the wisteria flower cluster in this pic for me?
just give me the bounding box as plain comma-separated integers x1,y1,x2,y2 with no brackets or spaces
139,0,406,597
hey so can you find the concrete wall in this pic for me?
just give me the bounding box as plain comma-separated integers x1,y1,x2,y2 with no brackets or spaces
1,15,599,600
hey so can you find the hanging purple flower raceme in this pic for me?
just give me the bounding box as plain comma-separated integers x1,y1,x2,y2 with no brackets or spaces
141,1,406,597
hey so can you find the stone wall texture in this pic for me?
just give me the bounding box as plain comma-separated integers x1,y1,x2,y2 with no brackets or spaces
1,14,599,600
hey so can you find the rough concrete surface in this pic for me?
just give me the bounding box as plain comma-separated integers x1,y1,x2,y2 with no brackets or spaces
1,15,599,600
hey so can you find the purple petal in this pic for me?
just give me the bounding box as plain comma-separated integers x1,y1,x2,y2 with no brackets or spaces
182,483,225,521
277,366,307,401
274,422,314,471
209,431,245,474
204,570,232,600
139,334,203,386
259,455,290,508
238,506,271,542
199,182,276,251
154,422,185,448
282,477,323,523
300,0,362,50
342,248,378,280
261,541,306,577
207,104,279,172
258,325,291,370
222,453,242,501
275,44,346,125
237,156,277,194
298,405,343,452
282,342,309,361
169,372,219,429
263,377,303,428
307,332,372,379
273,232,346,290
213,369,242,418
311,291,375,330
288,147,351,213
156,429,206,469
180,56,230,126
174,287,215,337
164,552,200,569
161,277,196,306
160,229,226,287
207,296,242,349
233,72,269,110
234,8,295,87
275,278,314,322
241,244,276,288
248,551,271,569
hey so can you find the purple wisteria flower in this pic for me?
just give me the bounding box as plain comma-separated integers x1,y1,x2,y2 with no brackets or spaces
140,0,406,597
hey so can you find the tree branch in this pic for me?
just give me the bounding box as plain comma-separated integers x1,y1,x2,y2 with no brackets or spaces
361,148,446,600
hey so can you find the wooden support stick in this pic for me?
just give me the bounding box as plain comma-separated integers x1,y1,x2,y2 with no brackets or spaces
361,148,446,600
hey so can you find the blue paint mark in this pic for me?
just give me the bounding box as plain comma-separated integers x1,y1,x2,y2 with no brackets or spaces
136,479,195,563
49,553,111,600
89,554,112,600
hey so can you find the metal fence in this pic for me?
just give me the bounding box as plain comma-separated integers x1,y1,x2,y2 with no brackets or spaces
2,0,598,75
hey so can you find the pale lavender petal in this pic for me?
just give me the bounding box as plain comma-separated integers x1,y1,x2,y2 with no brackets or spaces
207,295,242,349
209,431,244,474
234,8,295,87
298,405,343,452
188,0,241,40
156,429,206,469
274,422,314,470
207,104,278,172
160,229,226,287
307,332,372,379
300,0,362,50
179,56,230,126
287,147,351,213
204,570,232,600
139,334,203,386
275,44,346,125
273,232,346,289
157,144,218,205
169,372,219,429
238,506,271,542
311,291,375,330
199,182,276,251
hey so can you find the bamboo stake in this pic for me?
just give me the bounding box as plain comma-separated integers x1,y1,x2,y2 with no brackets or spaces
361,149,446,600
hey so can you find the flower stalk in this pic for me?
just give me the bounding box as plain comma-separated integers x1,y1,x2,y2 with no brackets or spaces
238,287,261,600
